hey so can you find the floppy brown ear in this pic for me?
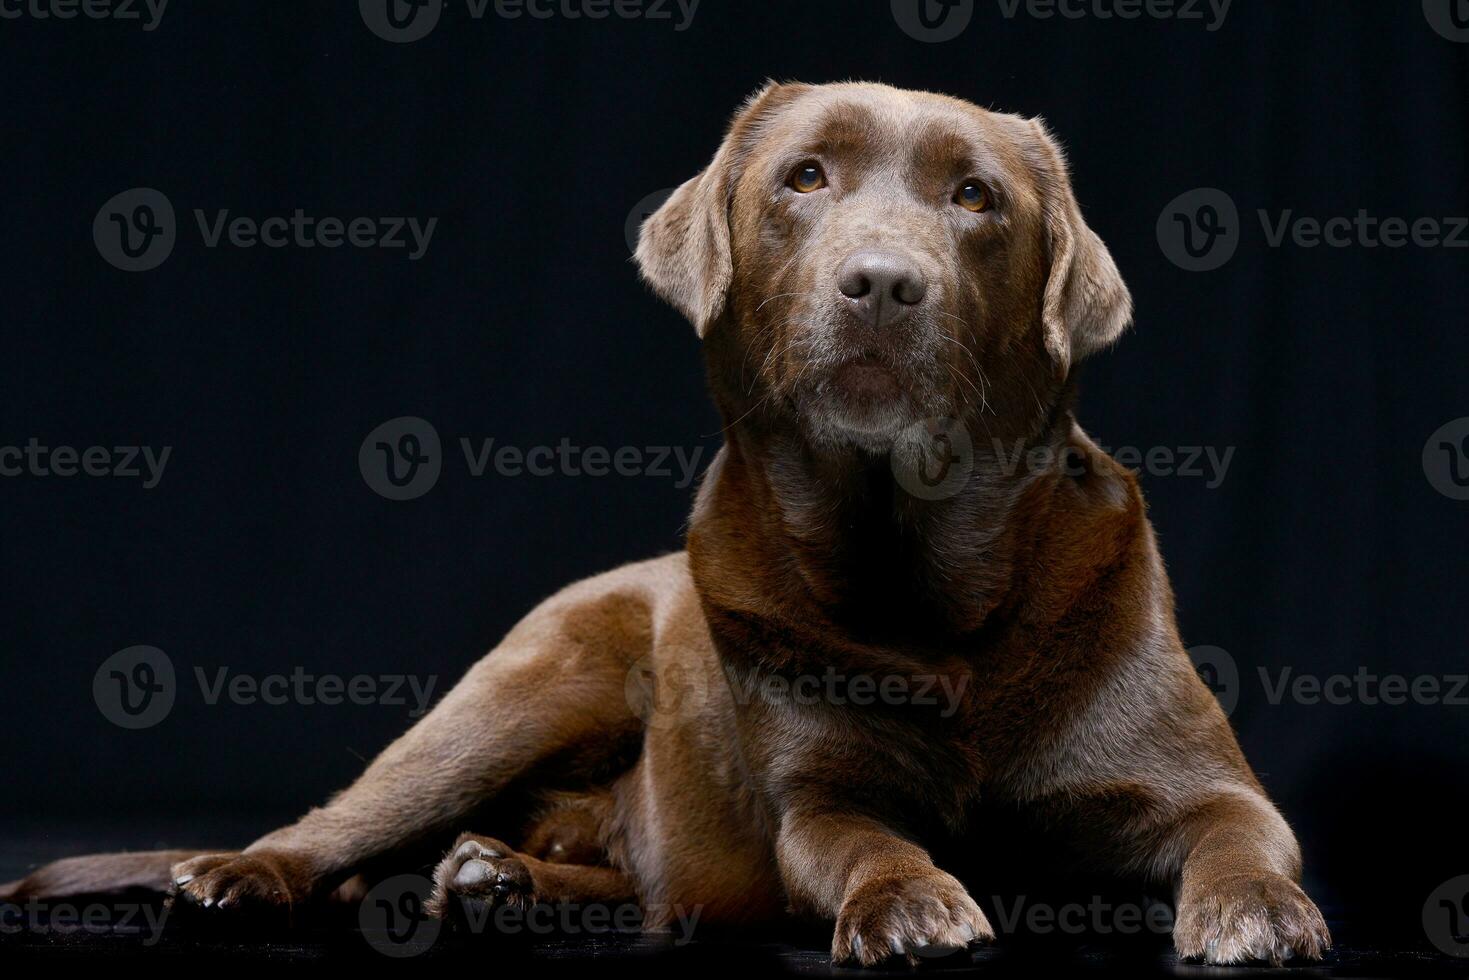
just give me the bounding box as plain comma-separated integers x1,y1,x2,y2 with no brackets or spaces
635,81,808,337
1030,119,1133,375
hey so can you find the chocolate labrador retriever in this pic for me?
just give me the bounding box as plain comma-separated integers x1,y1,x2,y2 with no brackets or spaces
5,81,1328,966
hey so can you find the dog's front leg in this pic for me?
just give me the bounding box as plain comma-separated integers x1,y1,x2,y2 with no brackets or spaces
1162,789,1330,965
776,806,992,966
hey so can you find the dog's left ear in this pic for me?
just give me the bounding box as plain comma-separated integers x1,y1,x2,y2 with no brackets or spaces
636,81,808,337
1029,119,1133,376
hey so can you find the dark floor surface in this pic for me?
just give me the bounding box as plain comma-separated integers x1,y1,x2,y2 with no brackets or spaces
4,821,1465,978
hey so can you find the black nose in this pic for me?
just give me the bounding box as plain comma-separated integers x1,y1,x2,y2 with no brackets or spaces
836,250,929,327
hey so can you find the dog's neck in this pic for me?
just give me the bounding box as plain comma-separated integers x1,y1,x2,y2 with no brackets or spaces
688,401,1080,640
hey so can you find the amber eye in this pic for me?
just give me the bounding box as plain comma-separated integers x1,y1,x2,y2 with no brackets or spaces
789,162,827,193
955,181,991,213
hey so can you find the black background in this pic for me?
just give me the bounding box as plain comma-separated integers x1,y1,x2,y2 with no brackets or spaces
3,0,1466,948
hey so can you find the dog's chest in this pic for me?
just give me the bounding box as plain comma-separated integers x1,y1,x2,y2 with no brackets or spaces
733,664,991,826
710,607,1055,829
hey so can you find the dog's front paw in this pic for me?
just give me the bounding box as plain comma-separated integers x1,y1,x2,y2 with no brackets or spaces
169,850,313,911
427,834,537,926
832,870,992,967
1174,873,1330,965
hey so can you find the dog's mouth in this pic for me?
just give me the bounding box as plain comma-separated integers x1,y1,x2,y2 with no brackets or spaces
832,357,903,403
800,354,919,446
769,300,953,449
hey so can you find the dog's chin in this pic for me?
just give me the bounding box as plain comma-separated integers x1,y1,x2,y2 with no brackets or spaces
799,360,921,454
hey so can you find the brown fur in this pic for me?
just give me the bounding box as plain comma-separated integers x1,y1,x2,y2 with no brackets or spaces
8,82,1326,967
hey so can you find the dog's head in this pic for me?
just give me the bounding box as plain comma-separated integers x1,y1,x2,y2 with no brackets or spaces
637,81,1131,452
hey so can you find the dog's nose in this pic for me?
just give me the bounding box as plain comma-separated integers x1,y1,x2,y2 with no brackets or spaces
836,251,928,327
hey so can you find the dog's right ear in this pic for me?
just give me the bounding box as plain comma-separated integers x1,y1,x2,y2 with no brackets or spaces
635,81,807,337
